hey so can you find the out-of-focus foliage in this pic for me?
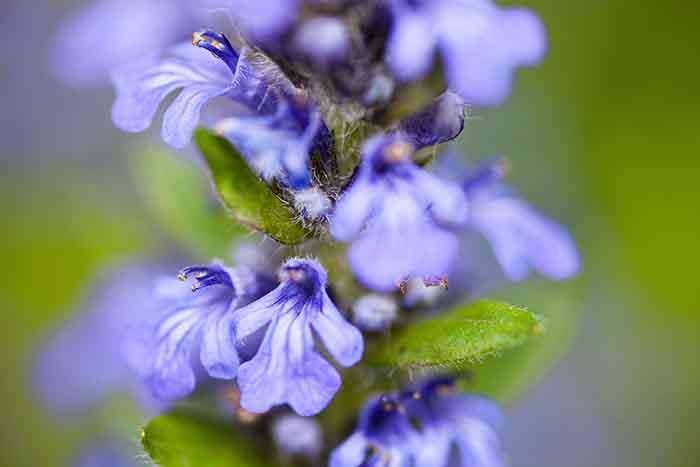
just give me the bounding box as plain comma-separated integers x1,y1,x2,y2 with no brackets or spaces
130,144,241,259
142,411,276,467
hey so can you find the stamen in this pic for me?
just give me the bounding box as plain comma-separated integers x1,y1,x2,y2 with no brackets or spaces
383,141,414,164
178,265,233,292
191,29,240,74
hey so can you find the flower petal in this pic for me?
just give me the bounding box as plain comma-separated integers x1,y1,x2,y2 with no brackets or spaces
162,83,228,148
148,308,203,400
330,178,380,241
238,312,340,416
386,3,437,81
471,197,579,281
348,195,459,291
311,294,364,367
328,433,370,467
199,310,239,379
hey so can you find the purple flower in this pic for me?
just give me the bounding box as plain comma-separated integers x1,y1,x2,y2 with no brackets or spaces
129,261,274,401
214,98,324,189
329,394,419,467
386,0,547,106
292,17,351,70
330,377,506,467
51,0,201,87
330,134,468,292
112,30,325,187
206,0,300,49
397,91,466,150
32,262,168,417
272,414,323,458
462,159,580,281
233,258,363,416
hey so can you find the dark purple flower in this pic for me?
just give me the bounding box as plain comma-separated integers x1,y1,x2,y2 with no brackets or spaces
233,258,363,416
128,261,274,401
330,377,506,467
329,394,418,467
397,91,466,150
462,159,580,281
330,134,468,292
386,0,547,106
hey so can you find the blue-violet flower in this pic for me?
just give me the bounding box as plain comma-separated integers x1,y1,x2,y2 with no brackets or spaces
331,134,468,292
128,261,274,401
233,258,363,416
386,0,547,106
463,159,580,281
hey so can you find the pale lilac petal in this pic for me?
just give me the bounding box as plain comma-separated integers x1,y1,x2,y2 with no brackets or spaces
348,195,459,291
162,83,228,148
328,433,370,467
148,308,203,399
111,44,230,135
471,197,579,281
199,310,239,379
386,3,436,81
412,167,469,226
311,294,364,367
51,0,188,86
330,178,380,241
439,3,547,106
232,288,282,340
238,313,341,416
455,419,506,467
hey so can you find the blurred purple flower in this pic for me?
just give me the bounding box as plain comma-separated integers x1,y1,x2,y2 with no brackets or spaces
292,16,351,70
329,394,417,467
205,0,300,49
330,134,468,292
128,261,274,401
233,258,363,416
330,377,506,467
32,262,168,417
462,159,580,281
272,414,323,458
51,0,204,87
386,0,547,106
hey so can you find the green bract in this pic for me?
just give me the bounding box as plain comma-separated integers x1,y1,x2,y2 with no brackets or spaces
195,128,311,245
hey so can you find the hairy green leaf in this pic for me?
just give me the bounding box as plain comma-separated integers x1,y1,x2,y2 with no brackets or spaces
194,128,310,245
366,300,543,370
459,280,581,404
141,411,276,467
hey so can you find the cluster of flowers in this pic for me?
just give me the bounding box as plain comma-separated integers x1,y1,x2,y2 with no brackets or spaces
39,0,580,466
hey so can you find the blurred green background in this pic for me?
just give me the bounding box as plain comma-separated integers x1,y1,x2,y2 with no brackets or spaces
1,0,698,466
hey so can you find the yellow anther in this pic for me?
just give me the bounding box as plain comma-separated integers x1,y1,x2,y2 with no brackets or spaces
383,141,414,163
177,272,187,281
191,31,203,46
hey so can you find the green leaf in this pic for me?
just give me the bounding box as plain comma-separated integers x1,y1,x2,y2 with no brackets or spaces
141,411,277,467
194,128,310,245
366,300,543,371
459,280,581,404
131,144,242,258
